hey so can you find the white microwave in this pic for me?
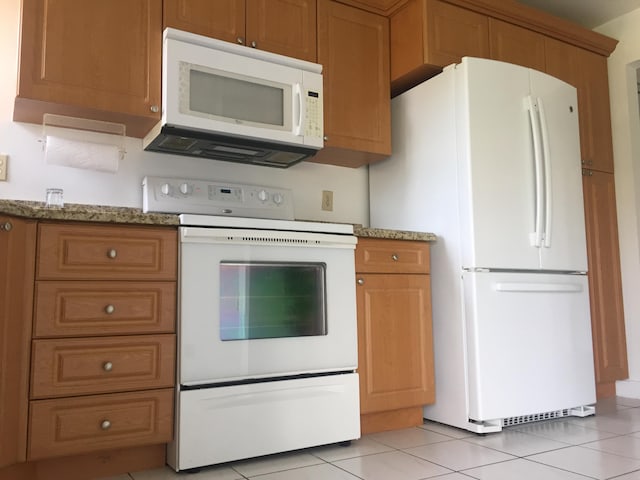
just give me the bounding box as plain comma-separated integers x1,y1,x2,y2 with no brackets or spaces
143,28,324,168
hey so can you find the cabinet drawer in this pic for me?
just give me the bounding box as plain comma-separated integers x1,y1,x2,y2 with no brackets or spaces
34,281,176,337
355,238,430,273
31,335,175,399
37,223,177,280
28,388,174,460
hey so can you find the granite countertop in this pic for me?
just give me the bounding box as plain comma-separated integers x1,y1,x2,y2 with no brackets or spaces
0,200,436,241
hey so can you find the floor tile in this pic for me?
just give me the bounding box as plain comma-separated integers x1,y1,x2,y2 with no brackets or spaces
334,450,452,480
230,451,324,477
617,398,640,408
405,439,515,471
462,458,593,479
513,419,617,444
310,436,394,462
566,413,640,435
596,397,630,415
368,426,454,449
246,463,361,480
428,474,477,479
609,471,640,479
130,465,243,479
462,429,571,457
582,435,640,460
419,421,477,439
96,475,132,480
527,445,640,479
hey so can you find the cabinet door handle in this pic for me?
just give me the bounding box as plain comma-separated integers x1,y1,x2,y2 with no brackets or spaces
150,105,159,113
107,248,117,259
250,40,257,48
391,254,399,261
582,169,593,177
357,278,364,285
100,420,111,430
1,221,12,232
237,37,244,45
102,361,113,372
104,304,115,314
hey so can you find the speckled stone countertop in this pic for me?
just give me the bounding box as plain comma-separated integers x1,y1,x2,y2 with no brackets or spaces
0,200,436,241
353,225,436,242
0,200,179,226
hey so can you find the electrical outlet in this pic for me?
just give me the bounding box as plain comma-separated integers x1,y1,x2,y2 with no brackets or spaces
321,190,333,211
0,154,7,181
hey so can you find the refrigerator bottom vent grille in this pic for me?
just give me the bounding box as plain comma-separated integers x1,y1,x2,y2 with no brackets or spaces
502,409,570,427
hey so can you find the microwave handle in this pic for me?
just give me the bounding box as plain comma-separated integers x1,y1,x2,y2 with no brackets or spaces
294,84,305,136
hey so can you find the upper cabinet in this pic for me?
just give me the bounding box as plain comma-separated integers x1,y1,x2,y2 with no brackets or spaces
312,0,391,168
164,0,318,62
488,18,545,71
391,0,489,95
545,38,615,173
14,0,162,138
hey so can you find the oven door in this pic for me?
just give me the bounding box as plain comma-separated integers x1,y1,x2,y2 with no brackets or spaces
179,227,358,386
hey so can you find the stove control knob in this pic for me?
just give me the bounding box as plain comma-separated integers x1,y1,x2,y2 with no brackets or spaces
160,183,173,196
273,193,284,205
258,189,268,202
179,183,193,195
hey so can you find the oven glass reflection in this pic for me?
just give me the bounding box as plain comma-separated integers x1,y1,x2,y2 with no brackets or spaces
219,262,327,340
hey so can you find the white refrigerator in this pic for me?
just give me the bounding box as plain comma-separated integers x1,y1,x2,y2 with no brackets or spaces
369,57,596,433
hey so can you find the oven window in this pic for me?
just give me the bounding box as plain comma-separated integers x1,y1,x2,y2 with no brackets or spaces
219,262,327,341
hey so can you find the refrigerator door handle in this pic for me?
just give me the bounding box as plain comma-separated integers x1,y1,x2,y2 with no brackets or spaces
494,282,584,293
526,96,544,248
538,98,553,248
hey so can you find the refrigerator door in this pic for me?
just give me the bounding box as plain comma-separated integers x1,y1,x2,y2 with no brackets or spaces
458,58,586,272
463,271,595,422
458,58,540,270
529,69,588,272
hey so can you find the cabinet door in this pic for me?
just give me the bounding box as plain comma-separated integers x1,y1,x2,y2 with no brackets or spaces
391,0,489,94
16,0,161,137
0,216,36,468
315,0,391,167
546,39,614,173
246,0,317,62
356,274,434,414
488,18,545,71
582,171,628,390
164,0,246,45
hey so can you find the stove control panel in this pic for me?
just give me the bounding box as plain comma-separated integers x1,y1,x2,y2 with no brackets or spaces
142,176,294,220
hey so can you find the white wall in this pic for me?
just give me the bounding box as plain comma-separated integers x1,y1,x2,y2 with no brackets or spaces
0,0,370,225
596,9,640,396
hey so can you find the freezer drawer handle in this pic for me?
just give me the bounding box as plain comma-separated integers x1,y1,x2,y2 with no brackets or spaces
494,282,583,293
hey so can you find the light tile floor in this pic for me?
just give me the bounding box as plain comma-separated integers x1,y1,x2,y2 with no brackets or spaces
101,396,640,480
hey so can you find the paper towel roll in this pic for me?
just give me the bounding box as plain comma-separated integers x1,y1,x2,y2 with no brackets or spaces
45,135,120,173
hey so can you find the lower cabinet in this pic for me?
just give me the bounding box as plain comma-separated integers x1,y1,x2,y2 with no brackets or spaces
582,171,628,395
355,237,434,434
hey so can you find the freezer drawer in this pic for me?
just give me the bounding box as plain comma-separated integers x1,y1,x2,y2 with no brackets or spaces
463,271,595,423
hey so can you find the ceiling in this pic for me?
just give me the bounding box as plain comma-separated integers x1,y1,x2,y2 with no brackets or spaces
516,0,640,29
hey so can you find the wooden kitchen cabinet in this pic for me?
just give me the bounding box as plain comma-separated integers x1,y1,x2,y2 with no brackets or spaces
0,216,36,468
14,0,162,138
488,18,546,71
355,238,434,434
545,38,615,173
313,0,391,168
582,171,628,396
164,0,317,62
27,222,177,461
390,0,489,95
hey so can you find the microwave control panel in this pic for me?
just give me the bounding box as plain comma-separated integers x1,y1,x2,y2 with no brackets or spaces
142,176,294,220
304,90,323,140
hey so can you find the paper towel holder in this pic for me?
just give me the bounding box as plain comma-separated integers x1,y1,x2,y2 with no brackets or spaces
41,114,127,159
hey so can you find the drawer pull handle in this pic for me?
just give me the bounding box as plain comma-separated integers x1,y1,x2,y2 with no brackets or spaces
100,420,111,430
1,221,12,232
103,361,113,372
104,304,115,314
392,254,399,261
107,249,117,259
357,278,364,285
